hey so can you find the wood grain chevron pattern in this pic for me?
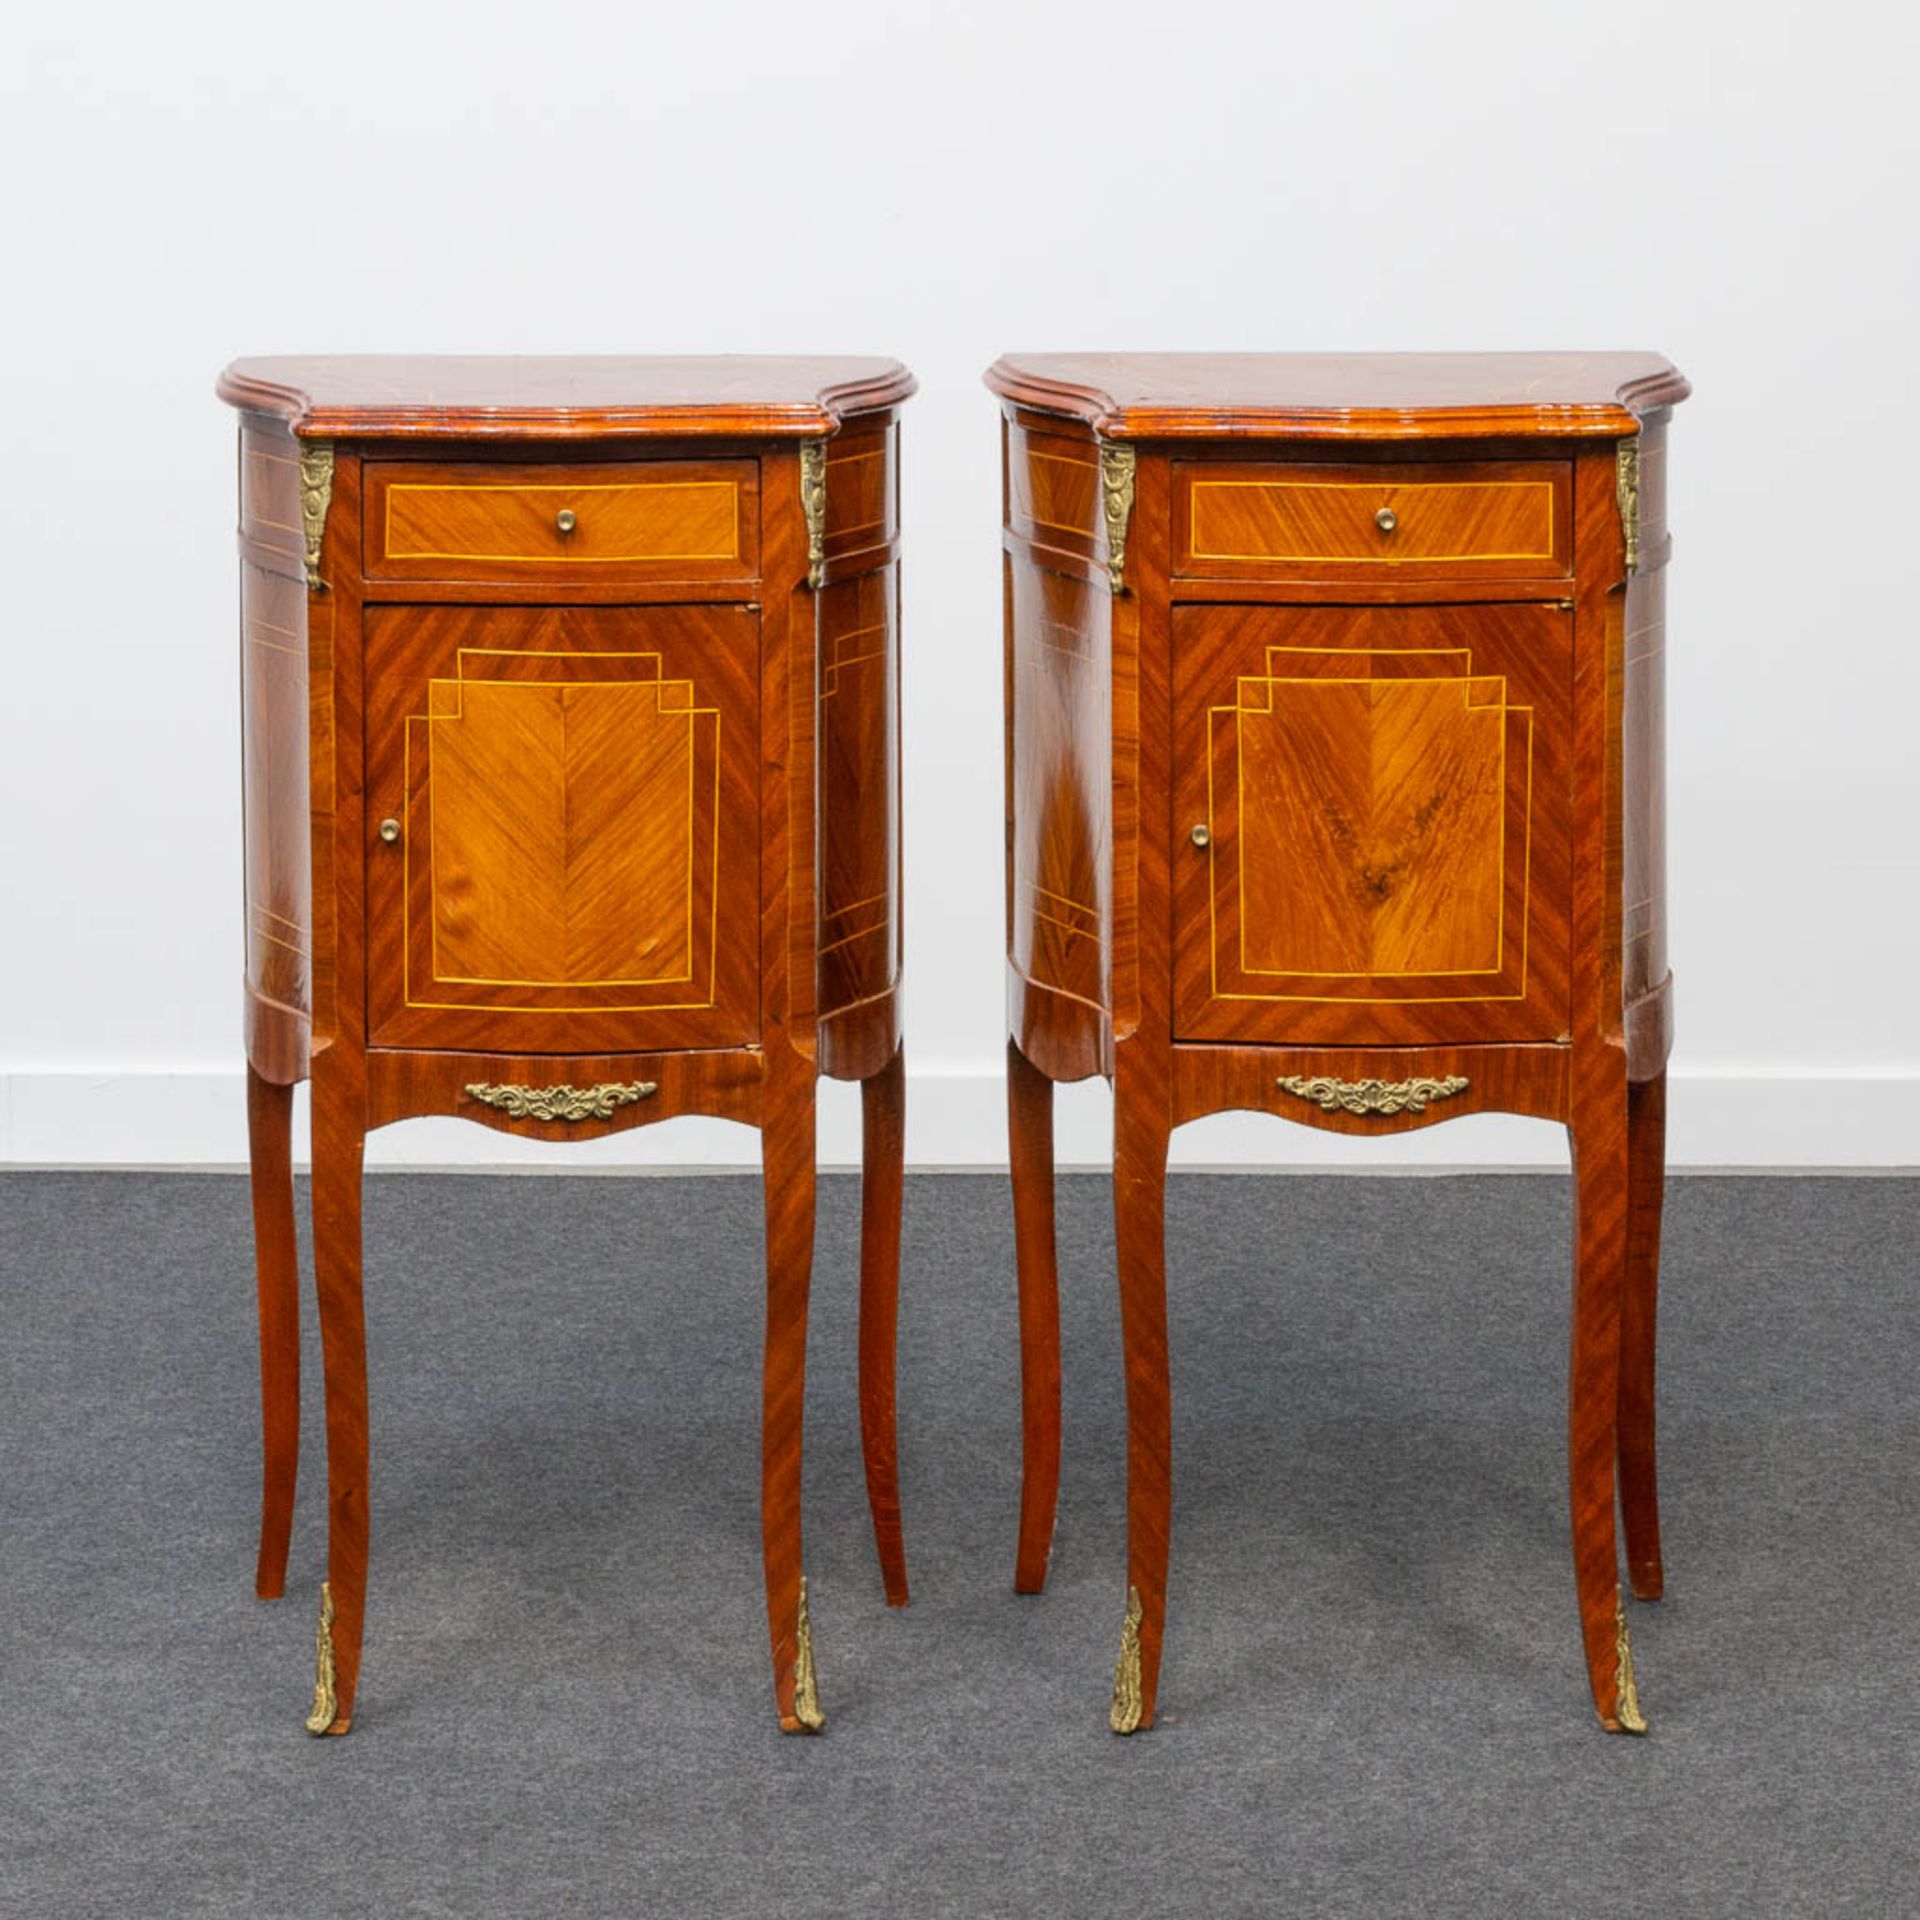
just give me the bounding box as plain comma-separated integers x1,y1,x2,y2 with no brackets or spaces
1172,601,1572,1046
1175,459,1571,580
364,602,759,1055
364,459,757,585
422,653,706,987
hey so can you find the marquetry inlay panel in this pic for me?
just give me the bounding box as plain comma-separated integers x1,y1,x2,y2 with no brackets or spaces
1172,600,1573,1046
362,459,757,585
365,602,760,1053
1172,459,1572,581
817,567,899,1018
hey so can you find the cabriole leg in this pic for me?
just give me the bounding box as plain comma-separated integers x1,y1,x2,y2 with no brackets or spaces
1110,1057,1172,1734
1618,1071,1669,1600
858,1045,909,1606
307,1059,368,1735
762,1062,822,1732
246,1065,300,1601
1008,1039,1063,1595
1568,1060,1646,1733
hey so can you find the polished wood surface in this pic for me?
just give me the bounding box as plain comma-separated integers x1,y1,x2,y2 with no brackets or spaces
1174,458,1571,580
986,351,1688,441
363,601,760,1055
1170,600,1573,1046
222,354,912,1734
219,355,916,441
994,350,1686,1736
245,1066,300,1600
364,458,758,586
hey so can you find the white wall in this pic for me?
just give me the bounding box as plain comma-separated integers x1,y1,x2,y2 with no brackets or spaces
1,0,1915,1169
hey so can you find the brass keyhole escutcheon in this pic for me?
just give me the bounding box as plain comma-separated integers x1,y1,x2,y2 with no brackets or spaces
555,508,578,535
1190,823,1211,849
378,818,401,845
1375,506,1398,533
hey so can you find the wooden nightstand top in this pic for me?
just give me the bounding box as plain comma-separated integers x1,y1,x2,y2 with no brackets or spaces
218,354,916,441
985,351,1688,442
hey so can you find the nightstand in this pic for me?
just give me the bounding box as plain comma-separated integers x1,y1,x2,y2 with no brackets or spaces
220,355,913,1733
990,351,1686,1733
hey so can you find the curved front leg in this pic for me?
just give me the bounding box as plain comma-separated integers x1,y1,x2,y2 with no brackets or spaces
1618,1071,1668,1600
307,1058,368,1735
857,1045,909,1606
1569,1061,1646,1733
246,1065,300,1601
762,1058,822,1732
1111,1056,1172,1734
1008,1039,1063,1595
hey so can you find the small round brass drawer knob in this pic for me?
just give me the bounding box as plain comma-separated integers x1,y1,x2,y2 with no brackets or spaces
1190,823,1211,849
555,508,579,535
1375,506,1398,533
378,818,401,844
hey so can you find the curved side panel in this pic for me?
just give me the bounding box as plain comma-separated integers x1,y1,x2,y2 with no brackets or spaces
817,420,902,1080
1004,415,1113,1078
238,416,313,1082
1623,420,1669,1006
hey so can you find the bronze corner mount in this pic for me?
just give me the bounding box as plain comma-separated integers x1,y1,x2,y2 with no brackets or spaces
1616,439,1641,577
298,441,335,592
1099,441,1137,595
799,439,828,590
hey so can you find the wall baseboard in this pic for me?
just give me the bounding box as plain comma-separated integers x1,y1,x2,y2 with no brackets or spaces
0,1066,1914,1170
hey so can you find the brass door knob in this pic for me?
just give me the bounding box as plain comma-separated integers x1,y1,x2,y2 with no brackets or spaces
378,818,401,844
1190,823,1211,849
1375,506,1398,533
555,508,578,534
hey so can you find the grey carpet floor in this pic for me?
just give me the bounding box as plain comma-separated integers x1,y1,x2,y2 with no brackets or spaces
2,1170,1917,1919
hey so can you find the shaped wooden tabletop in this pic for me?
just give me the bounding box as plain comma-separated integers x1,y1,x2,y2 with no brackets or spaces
218,355,916,441
985,351,1688,441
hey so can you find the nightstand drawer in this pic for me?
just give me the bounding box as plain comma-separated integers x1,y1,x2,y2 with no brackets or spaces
1173,459,1570,580
364,459,758,585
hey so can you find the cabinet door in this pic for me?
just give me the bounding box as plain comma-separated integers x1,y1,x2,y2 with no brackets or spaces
1171,602,1571,1046
365,603,758,1053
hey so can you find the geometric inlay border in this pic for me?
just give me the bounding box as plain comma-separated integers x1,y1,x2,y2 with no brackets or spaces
1205,644,1533,1004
